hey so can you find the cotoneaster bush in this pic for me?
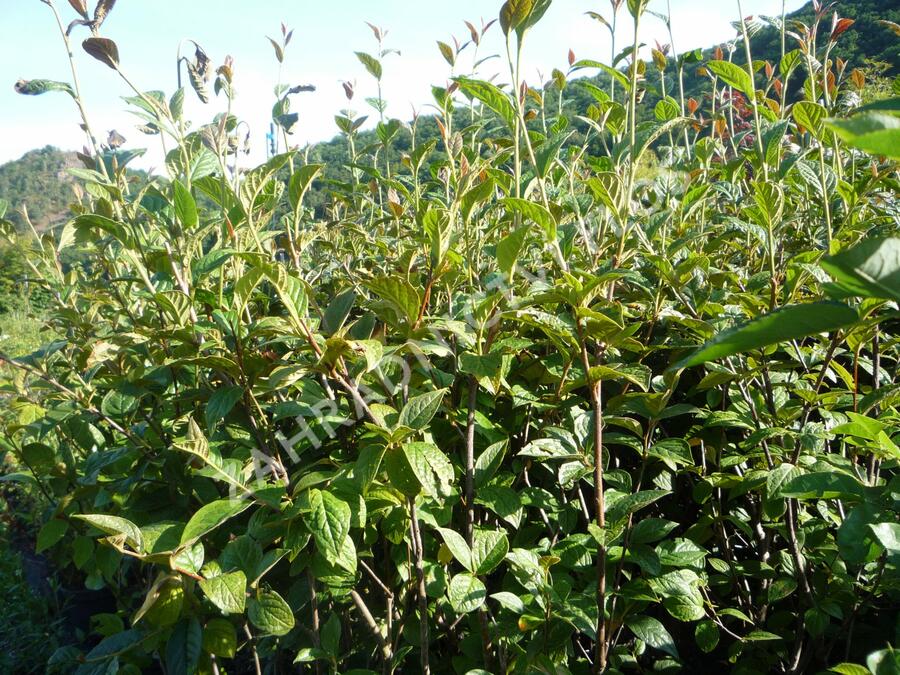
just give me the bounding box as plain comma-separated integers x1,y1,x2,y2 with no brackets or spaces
1,0,899,673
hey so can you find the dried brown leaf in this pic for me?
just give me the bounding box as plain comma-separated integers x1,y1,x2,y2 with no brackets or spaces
67,0,89,19
93,0,116,30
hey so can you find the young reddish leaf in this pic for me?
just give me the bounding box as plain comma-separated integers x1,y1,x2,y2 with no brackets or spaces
831,17,854,41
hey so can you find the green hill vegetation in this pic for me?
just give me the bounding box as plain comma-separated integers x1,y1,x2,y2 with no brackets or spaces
0,147,81,230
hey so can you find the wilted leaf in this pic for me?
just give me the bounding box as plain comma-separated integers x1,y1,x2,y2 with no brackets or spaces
83,37,120,69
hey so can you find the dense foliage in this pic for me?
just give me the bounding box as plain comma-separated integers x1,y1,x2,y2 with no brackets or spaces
1,0,899,674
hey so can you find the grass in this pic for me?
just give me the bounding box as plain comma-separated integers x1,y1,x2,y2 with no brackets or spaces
0,303,46,359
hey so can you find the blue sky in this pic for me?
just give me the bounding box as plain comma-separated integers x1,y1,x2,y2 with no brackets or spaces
1,0,805,169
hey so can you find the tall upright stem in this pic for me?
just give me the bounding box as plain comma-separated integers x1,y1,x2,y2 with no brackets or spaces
781,0,787,62
577,327,607,673
408,498,430,674
43,0,110,182
738,0,769,183
666,0,691,158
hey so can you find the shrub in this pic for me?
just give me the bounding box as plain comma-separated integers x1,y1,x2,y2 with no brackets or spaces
2,1,899,673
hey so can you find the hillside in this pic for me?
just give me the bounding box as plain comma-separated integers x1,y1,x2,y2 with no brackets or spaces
0,146,81,230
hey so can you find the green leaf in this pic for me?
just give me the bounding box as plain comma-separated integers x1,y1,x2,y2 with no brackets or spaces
460,179,495,223
22,443,54,472
100,389,139,418
277,273,310,329
829,665,872,675
289,164,324,211
838,502,879,565
166,618,202,675
832,412,886,441
180,499,251,546
870,522,900,560
384,447,421,497
655,97,680,122
472,529,509,575
321,612,342,657
606,490,669,524
309,489,351,565
793,101,827,139
355,51,383,80
781,472,867,500
403,442,454,500
822,237,900,303
475,486,522,528
571,59,631,93
199,571,247,615
706,60,755,97
627,0,649,19
438,528,473,572
856,97,900,116
398,389,446,431
454,77,517,130
74,513,143,552
535,132,571,178
499,198,557,241
780,49,803,76
663,594,706,622
366,276,421,327
499,0,534,36
233,266,266,311
768,577,798,603
695,620,719,653
14,79,75,97
630,519,678,545
221,535,263,577
827,113,900,159
447,573,486,614
589,363,651,391
172,180,198,229
80,629,144,663
650,570,705,622
656,538,707,570
647,439,693,467
36,519,68,553
491,591,526,613
203,618,237,658
459,352,502,379
294,647,330,663
867,648,900,675
322,289,357,335
248,589,295,636
672,303,859,369
352,339,383,373
474,440,507,489
767,462,802,499
70,213,135,248
626,615,679,659
496,228,529,278
206,385,243,429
